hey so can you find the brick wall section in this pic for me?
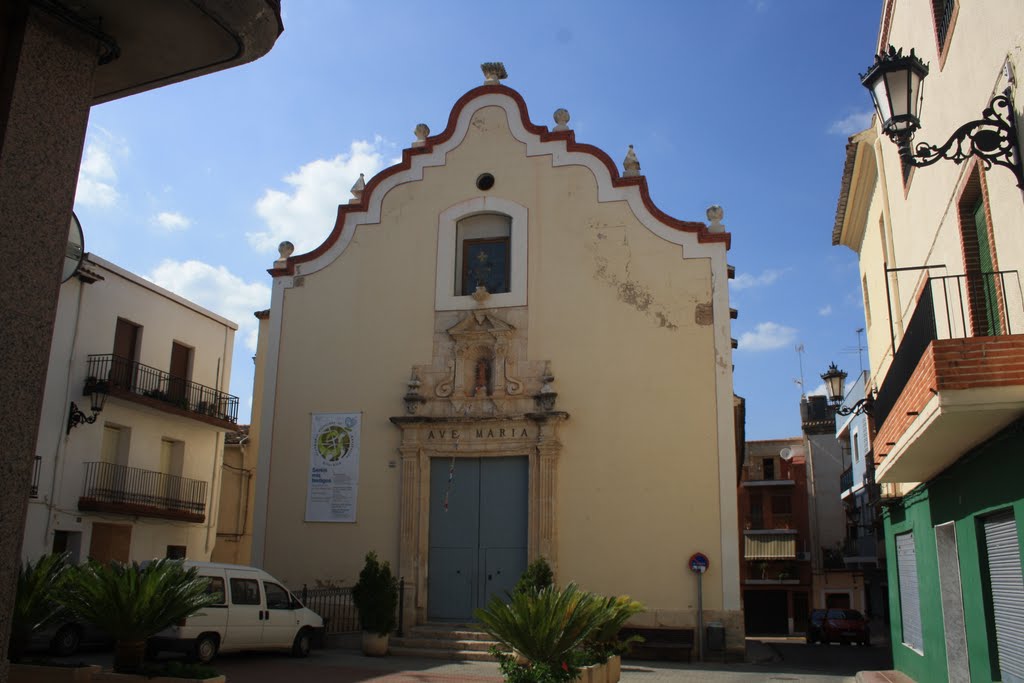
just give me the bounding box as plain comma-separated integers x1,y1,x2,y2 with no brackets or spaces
873,335,1024,463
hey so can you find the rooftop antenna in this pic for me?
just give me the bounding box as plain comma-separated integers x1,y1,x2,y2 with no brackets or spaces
855,328,865,375
795,343,806,398
838,328,867,377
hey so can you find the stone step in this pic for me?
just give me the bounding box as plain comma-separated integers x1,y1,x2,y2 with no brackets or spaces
390,645,500,662
403,626,495,642
392,636,497,652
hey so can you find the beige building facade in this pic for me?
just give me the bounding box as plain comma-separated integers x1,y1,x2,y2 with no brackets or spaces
252,74,742,647
22,255,239,565
834,2,1024,680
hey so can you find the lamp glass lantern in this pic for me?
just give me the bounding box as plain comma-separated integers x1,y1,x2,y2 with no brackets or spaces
860,47,929,143
821,363,848,406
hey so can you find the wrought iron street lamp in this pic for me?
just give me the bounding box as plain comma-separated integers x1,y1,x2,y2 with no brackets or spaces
821,363,873,417
67,379,109,434
861,46,1024,189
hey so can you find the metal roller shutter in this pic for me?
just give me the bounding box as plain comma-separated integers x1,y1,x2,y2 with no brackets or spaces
983,512,1024,683
896,532,923,652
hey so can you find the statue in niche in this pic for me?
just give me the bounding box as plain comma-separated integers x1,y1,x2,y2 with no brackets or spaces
472,356,492,397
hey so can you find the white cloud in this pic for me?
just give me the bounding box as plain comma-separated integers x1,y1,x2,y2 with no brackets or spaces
248,138,391,254
806,382,827,397
730,268,787,291
828,111,873,135
737,322,798,351
819,304,833,316
153,211,191,232
75,128,126,208
147,260,270,352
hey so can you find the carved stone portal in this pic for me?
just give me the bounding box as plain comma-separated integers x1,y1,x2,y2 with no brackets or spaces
391,307,568,629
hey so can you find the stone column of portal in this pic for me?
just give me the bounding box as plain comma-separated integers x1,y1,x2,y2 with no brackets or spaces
0,7,98,677
530,413,567,575
397,445,420,628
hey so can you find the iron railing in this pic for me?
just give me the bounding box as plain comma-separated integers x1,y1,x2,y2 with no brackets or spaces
86,354,238,424
30,455,42,498
876,271,1023,428
842,535,878,560
80,461,207,519
296,578,405,636
840,466,853,493
295,585,358,635
933,0,956,47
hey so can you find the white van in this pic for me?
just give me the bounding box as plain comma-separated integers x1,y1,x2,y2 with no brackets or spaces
148,561,324,663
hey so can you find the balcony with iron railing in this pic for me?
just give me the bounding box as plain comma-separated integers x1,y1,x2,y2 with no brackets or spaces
874,271,1024,483
86,354,238,429
78,461,207,523
839,466,854,497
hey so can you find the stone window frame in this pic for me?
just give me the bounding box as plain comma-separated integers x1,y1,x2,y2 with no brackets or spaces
436,197,528,311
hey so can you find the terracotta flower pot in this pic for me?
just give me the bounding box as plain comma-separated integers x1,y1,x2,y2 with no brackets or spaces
361,631,389,656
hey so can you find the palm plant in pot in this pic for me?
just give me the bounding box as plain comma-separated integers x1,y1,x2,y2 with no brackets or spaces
58,559,219,674
8,553,71,662
351,551,399,656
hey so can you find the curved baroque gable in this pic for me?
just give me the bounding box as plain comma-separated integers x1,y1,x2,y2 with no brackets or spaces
270,84,730,278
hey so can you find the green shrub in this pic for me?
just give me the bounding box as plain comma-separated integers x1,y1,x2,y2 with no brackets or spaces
9,554,71,662
58,559,219,673
475,583,613,670
513,557,553,597
351,551,399,636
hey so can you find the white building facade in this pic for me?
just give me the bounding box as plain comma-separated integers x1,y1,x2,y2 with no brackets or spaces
22,255,238,564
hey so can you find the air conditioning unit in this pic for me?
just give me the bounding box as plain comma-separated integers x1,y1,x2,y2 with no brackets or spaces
796,552,811,561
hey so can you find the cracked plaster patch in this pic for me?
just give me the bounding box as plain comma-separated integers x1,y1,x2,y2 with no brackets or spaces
587,233,679,331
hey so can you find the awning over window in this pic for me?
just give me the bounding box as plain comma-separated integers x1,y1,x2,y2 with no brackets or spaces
745,533,797,559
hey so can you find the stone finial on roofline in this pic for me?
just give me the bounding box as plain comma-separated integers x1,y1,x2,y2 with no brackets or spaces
553,108,571,132
349,173,365,204
481,62,508,85
706,205,725,232
413,123,430,148
274,241,294,268
623,144,641,177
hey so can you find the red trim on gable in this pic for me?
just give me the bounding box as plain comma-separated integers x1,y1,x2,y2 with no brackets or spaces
270,84,729,276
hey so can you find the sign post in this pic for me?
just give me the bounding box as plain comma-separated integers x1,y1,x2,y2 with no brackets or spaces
688,552,710,662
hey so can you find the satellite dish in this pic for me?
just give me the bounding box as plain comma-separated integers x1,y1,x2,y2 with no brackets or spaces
62,212,84,283
779,447,793,461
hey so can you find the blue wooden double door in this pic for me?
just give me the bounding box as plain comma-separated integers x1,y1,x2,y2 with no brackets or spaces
427,456,528,621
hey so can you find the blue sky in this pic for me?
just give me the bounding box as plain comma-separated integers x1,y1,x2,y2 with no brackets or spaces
72,0,882,439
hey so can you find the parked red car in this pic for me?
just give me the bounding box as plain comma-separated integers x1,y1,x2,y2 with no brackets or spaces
806,608,870,646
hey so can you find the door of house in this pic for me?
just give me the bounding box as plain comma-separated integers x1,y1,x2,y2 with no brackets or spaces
111,318,139,389
427,456,528,621
89,522,131,563
168,342,192,405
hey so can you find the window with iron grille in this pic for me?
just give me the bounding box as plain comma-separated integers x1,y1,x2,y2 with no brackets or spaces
931,0,957,56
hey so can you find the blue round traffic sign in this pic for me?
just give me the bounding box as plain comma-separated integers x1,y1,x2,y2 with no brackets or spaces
689,552,710,574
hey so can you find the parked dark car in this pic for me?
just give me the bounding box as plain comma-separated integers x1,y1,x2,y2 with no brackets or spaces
32,619,111,656
806,608,870,645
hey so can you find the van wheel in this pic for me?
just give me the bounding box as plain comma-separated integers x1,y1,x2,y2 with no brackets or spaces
193,634,219,663
50,624,82,657
291,628,312,657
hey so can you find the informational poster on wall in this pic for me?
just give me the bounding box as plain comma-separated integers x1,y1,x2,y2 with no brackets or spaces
306,412,360,522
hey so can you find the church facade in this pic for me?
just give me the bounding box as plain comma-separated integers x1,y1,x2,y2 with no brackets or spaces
250,67,743,649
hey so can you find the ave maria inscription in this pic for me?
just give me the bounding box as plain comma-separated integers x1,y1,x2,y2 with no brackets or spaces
424,425,531,441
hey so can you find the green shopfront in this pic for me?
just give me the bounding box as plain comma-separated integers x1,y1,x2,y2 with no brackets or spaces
884,421,1024,683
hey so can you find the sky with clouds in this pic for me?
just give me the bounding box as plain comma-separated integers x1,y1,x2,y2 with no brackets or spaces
72,0,882,439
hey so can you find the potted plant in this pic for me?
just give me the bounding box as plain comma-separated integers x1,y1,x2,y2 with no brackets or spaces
57,559,220,676
351,551,399,656
7,553,101,683
581,595,644,683
475,583,615,683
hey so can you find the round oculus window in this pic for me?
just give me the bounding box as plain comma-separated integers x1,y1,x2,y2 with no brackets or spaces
476,173,495,191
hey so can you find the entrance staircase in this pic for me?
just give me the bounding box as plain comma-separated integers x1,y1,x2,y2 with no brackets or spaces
391,623,502,661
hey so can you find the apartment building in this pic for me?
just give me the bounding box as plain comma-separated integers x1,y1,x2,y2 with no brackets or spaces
833,1,1024,679
22,255,238,564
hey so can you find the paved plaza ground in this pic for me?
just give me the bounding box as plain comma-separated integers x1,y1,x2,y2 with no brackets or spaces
71,638,896,683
